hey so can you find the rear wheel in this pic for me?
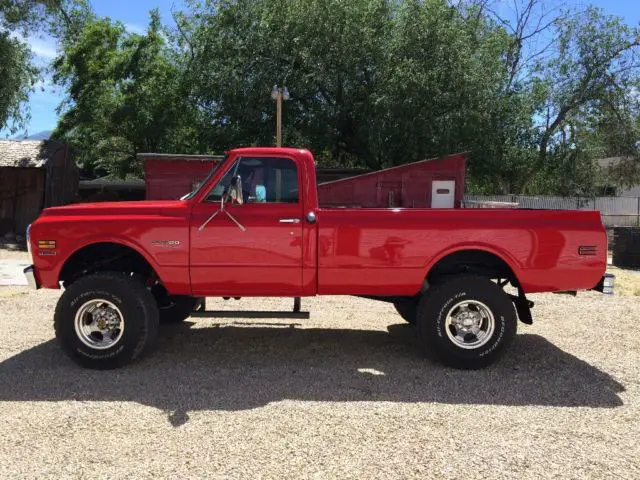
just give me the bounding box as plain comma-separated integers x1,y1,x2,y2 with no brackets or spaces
417,275,516,369
54,272,159,369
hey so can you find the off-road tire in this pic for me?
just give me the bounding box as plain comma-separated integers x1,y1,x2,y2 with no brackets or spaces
54,272,159,369
417,275,517,369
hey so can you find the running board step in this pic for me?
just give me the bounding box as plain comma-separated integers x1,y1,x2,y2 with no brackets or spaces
191,311,310,319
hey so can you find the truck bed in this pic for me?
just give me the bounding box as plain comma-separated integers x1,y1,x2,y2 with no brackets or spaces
317,208,607,295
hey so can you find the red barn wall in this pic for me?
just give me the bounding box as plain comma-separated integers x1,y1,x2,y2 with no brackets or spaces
141,152,466,207
317,153,466,208
142,156,222,200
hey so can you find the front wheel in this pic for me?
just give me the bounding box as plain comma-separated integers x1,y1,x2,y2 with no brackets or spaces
54,272,159,369
417,275,517,369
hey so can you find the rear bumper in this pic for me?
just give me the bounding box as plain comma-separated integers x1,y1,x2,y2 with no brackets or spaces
592,273,615,295
23,265,40,290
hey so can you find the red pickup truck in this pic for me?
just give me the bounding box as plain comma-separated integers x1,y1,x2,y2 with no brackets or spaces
24,147,612,370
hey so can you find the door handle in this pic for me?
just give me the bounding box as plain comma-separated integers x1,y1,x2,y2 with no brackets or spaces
279,218,301,224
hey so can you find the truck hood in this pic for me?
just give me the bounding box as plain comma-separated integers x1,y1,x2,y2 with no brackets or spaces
40,200,189,217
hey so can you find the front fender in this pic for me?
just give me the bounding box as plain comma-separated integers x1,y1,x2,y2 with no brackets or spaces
57,236,163,281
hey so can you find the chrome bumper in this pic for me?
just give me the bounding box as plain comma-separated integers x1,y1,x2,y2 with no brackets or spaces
23,265,39,290
593,273,615,295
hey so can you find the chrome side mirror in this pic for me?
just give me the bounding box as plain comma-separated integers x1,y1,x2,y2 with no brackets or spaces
225,174,243,205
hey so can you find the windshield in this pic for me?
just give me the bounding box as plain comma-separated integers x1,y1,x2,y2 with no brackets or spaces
180,156,228,200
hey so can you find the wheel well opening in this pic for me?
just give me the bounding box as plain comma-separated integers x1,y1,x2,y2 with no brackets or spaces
427,250,518,286
60,242,155,286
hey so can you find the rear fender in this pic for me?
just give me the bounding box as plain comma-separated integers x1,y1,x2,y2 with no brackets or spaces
423,244,522,285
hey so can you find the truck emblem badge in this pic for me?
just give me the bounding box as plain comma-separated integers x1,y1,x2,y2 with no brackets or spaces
151,240,181,248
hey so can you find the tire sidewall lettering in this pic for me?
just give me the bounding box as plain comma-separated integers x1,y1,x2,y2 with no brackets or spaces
436,291,466,338
478,315,505,357
435,290,508,356
70,290,123,309
418,276,517,368
64,283,141,361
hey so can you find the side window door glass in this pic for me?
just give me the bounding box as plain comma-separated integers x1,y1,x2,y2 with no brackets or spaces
205,160,239,203
206,157,299,204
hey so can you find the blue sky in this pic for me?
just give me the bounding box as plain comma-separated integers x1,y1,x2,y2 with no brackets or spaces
6,0,640,138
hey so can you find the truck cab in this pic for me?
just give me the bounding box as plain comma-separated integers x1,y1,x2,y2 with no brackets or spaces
187,148,319,297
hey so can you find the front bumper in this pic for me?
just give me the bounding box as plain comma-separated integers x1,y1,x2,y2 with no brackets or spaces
593,273,615,295
23,265,40,290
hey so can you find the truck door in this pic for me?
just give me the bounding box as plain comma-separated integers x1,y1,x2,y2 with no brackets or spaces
189,156,304,296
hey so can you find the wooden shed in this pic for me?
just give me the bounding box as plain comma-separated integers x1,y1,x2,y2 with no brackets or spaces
0,140,78,235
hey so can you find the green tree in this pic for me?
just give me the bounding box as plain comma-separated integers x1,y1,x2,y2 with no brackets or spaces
0,32,36,134
524,6,640,195
181,0,515,172
181,0,392,168
52,9,208,177
0,0,88,134
457,1,640,195
45,0,640,195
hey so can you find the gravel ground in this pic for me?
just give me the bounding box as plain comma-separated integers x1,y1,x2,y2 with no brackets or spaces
0,252,639,479
0,246,28,261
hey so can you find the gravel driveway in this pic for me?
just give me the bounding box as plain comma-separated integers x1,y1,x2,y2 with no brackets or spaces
0,253,638,478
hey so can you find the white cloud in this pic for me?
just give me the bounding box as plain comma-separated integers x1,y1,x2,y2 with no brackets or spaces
33,79,47,90
28,37,57,59
12,33,58,60
125,23,145,35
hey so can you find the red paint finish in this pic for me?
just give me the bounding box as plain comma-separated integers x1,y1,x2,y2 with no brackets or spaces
30,200,192,295
316,208,606,295
28,147,606,299
317,153,466,208
190,201,304,296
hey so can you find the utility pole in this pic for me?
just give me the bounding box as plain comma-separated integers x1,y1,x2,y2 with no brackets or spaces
271,85,290,147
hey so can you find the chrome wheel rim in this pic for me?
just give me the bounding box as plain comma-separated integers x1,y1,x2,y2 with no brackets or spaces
74,299,124,350
445,300,495,350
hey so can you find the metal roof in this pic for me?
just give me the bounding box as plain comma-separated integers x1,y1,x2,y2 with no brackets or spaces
0,140,64,168
79,177,145,189
137,153,225,161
